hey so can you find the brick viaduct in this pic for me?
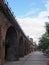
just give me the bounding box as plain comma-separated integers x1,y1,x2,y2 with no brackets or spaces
0,0,33,65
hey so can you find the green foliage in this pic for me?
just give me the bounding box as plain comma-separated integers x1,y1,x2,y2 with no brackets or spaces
38,22,49,50
45,22,49,34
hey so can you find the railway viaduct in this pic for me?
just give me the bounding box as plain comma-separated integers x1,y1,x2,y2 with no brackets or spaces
0,0,33,65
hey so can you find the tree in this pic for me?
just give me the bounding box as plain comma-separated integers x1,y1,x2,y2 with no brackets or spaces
45,22,49,34
38,22,49,50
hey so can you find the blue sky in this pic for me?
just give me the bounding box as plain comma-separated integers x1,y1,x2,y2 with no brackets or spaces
6,0,49,44
6,0,46,18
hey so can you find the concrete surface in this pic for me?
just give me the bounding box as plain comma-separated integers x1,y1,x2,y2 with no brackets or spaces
5,51,49,65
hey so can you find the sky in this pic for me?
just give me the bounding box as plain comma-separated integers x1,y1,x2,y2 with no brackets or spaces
6,0,49,44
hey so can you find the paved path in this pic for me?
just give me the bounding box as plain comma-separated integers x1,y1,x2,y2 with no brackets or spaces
5,51,49,65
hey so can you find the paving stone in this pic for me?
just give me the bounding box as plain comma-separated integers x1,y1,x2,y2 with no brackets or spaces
5,51,49,65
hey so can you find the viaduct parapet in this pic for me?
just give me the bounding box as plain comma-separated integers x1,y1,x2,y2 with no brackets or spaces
0,0,34,65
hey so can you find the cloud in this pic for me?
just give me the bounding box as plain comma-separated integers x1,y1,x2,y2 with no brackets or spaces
37,1,49,19
23,10,35,17
30,2,36,6
16,0,49,44
17,17,47,43
45,1,49,11
22,9,38,17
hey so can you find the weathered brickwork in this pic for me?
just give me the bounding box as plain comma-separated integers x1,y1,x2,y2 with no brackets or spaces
0,0,34,65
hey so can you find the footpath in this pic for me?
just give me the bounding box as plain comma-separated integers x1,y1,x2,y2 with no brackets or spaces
5,51,49,65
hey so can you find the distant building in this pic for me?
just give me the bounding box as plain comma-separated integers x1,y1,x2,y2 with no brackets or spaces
30,38,33,43
33,42,37,51
27,36,30,40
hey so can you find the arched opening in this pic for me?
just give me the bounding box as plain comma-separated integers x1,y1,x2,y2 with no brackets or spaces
27,43,28,54
24,41,27,55
19,36,24,57
5,26,17,61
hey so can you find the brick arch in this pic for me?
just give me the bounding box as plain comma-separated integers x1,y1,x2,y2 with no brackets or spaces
27,42,29,54
19,36,24,57
24,40,27,55
5,26,18,61
25,41,29,55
